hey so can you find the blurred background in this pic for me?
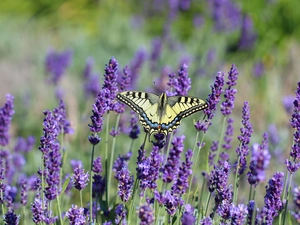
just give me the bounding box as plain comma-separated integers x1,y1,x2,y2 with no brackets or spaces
0,0,300,214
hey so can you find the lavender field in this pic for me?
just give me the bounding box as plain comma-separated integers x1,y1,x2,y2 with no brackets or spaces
0,1,300,224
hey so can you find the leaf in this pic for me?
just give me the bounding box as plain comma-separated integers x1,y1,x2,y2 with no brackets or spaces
61,177,70,194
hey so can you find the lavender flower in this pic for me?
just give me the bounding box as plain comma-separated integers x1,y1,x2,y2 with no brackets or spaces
119,66,131,92
138,204,154,225
70,160,83,171
14,136,35,153
113,151,132,179
20,179,28,206
66,205,86,225
92,157,105,197
136,157,150,196
258,172,284,224
268,124,280,146
129,48,147,88
152,133,165,149
93,157,102,174
230,204,248,225
71,166,89,191
3,210,20,225
181,204,196,225
116,166,134,203
83,57,100,97
282,95,294,115
291,186,300,223
162,136,185,183
246,200,257,225
200,217,213,225
45,48,73,84
147,146,163,190
128,112,140,139
209,140,218,166
53,99,73,134
238,15,257,50
235,102,253,175
154,190,181,217
195,71,225,132
0,94,14,147
31,198,44,223
221,64,238,116
222,118,234,150
247,136,271,186
253,61,265,78
290,82,300,156
171,149,193,196
167,64,191,96
115,204,127,225
149,37,162,72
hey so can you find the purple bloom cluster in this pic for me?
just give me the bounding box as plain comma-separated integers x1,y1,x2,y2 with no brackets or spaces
20,179,28,206
238,16,257,50
167,64,191,96
246,200,257,225
53,99,73,135
195,71,225,132
129,48,147,88
116,166,134,203
113,151,132,179
0,94,14,147
220,64,238,116
31,198,44,223
181,204,196,225
208,140,218,166
258,172,284,224
154,190,182,217
92,157,105,198
200,216,213,225
128,112,140,139
3,210,20,225
171,149,193,196
291,186,300,223
66,205,86,225
71,166,89,191
222,117,234,150
115,204,127,225
149,37,162,72
247,134,271,186
119,66,131,92
83,57,100,98
230,204,248,225
138,204,155,225
45,48,73,85
235,102,253,175
253,61,265,78
14,136,35,153
282,95,295,115
162,135,185,183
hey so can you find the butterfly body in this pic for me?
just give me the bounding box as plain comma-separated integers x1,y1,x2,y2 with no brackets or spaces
117,91,208,136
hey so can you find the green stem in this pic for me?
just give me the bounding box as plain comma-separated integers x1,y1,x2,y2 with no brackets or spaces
204,192,211,217
164,132,174,163
89,144,95,223
56,195,63,225
80,190,83,208
107,114,121,206
282,172,293,225
251,188,256,225
129,179,139,224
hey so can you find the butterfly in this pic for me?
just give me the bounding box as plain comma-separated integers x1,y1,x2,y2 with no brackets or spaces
117,91,208,136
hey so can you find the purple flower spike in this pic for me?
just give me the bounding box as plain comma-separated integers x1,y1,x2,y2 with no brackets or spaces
3,210,20,225
253,61,265,78
221,64,239,116
235,102,253,175
138,204,155,225
181,204,196,225
83,58,100,98
66,205,86,225
209,140,218,166
45,48,73,85
116,167,134,203
129,112,140,140
31,198,44,223
162,136,185,183
222,118,234,150
230,204,248,225
93,157,102,174
292,186,300,223
282,95,294,115
71,166,89,191
195,71,225,132
238,16,257,50
154,190,181,217
129,48,147,88
258,172,284,224
150,37,163,72
200,216,213,225
53,99,73,134
20,179,28,206
113,151,132,179
171,149,193,196
167,64,191,96
0,94,14,147
115,204,127,225
247,135,271,186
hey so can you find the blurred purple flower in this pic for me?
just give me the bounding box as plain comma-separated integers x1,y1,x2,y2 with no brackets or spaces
83,57,100,98
92,174,105,198
167,64,191,96
20,179,28,206
115,204,127,225
209,140,218,166
66,205,86,225
31,198,44,223
113,151,132,179
14,136,35,153
53,99,73,135
71,166,89,191
45,48,73,85
253,61,265,78
181,204,196,225
128,112,140,140
129,48,147,88
230,204,248,225
221,64,238,116
116,166,134,203
119,66,131,92
291,186,300,223
200,216,213,225
258,172,284,224
138,204,155,225
268,124,280,146
238,15,257,50
154,190,182,216
162,135,185,183
70,160,83,171
247,140,271,186
93,157,102,174
3,210,20,225
171,149,193,196
209,0,241,32
193,14,204,28
222,117,234,150
246,200,257,225
282,95,294,115
235,102,253,175
0,94,14,147
150,37,163,72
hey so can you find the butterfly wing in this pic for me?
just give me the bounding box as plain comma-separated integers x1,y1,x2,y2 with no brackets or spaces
116,91,161,134
157,96,208,135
